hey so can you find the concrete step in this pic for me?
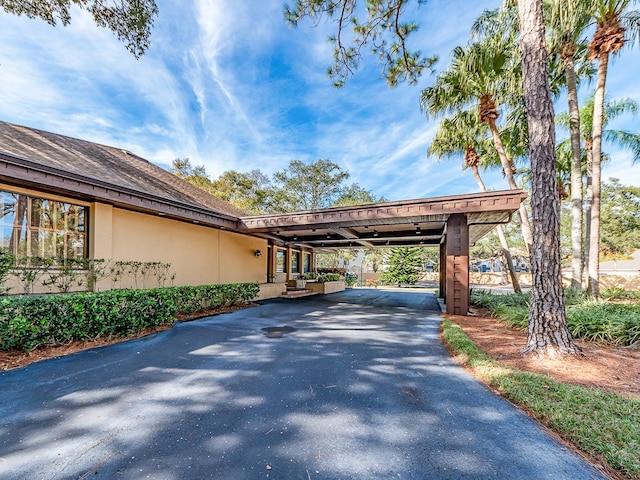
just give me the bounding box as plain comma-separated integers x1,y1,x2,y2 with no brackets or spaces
279,288,318,299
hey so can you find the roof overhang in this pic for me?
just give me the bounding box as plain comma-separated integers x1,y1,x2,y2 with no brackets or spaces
239,190,527,251
0,150,526,248
0,152,241,230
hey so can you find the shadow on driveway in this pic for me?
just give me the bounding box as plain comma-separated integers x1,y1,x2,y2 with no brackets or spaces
0,288,604,479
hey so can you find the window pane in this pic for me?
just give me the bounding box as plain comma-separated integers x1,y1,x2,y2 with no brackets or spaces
1,191,88,260
276,250,286,273
0,191,16,226
49,201,65,230
67,233,85,259
291,252,299,273
66,205,85,232
303,253,311,273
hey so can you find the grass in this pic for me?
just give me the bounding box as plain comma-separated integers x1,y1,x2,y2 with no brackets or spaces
442,319,640,479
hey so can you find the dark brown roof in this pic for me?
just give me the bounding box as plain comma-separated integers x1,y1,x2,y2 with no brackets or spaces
0,121,246,218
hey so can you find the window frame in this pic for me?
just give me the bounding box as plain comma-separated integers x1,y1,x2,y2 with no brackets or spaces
0,189,88,261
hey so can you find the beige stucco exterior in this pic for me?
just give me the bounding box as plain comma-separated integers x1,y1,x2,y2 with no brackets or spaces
2,182,270,293
94,205,267,289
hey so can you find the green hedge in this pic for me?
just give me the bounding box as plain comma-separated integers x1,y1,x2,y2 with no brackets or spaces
0,282,260,352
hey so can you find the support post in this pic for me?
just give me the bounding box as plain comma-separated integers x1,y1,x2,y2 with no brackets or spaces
445,214,470,315
439,242,446,299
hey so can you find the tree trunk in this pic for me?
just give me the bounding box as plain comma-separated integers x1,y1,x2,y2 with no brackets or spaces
584,140,593,274
487,120,534,254
588,53,608,297
563,50,584,289
471,164,522,293
517,0,578,357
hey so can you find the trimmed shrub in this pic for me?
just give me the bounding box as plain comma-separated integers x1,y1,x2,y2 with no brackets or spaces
0,282,260,351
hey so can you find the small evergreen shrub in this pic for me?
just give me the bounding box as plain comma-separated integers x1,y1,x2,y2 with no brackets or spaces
0,282,260,351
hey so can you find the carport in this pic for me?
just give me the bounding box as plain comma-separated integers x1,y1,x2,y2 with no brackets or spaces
239,189,527,315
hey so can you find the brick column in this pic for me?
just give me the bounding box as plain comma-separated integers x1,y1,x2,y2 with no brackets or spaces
445,214,469,315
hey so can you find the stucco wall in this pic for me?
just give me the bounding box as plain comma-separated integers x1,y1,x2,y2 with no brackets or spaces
91,204,267,289
219,229,267,284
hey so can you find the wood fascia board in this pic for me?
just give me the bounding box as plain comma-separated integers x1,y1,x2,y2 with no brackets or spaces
0,153,241,230
239,190,526,231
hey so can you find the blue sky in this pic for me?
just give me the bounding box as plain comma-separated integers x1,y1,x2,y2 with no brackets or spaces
0,0,638,202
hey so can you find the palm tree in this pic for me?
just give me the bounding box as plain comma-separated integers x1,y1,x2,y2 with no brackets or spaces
517,0,579,356
545,0,594,289
420,38,534,254
429,110,522,293
557,94,640,272
586,0,640,296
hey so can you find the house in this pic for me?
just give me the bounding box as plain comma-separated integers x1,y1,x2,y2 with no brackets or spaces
0,121,527,313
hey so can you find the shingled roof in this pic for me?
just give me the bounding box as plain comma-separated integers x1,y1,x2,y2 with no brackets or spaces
0,121,246,219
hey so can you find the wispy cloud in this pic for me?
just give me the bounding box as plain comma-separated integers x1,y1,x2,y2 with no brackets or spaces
0,0,638,204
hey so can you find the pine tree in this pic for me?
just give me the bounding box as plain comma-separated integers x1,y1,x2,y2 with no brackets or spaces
380,247,423,287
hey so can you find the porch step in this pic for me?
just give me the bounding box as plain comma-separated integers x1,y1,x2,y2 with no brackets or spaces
280,288,318,299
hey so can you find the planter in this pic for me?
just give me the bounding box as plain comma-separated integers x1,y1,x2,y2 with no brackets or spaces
306,280,345,295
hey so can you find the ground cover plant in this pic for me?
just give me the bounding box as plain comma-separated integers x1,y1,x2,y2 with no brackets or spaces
442,319,640,479
0,282,260,352
470,288,640,346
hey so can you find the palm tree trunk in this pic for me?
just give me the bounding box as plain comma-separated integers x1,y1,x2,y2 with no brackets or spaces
564,52,584,289
517,0,578,357
588,52,608,297
471,164,522,293
584,140,593,274
487,121,534,254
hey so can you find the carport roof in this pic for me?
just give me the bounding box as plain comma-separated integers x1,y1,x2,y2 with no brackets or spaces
239,190,527,251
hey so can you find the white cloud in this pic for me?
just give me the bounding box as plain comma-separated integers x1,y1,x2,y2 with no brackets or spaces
0,0,638,205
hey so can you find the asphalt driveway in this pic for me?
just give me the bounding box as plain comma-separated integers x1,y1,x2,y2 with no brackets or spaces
0,288,606,479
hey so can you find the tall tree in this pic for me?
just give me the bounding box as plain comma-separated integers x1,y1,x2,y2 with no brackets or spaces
210,170,271,215
268,159,351,212
1,0,158,57
429,110,522,292
586,0,640,296
170,158,214,191
545,0,593,289
420,38,534,253
171,159,271,214
333,184,387,207
556,94,640,271
517,0,578,356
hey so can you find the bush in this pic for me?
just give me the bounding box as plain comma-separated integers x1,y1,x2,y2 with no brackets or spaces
317,273,341,283
471,289,640,346
0,282,260,351
0,248,14,294
345,274,358,287
317,267,346,276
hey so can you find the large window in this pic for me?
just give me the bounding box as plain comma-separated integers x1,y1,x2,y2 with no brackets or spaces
0,191,87,260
